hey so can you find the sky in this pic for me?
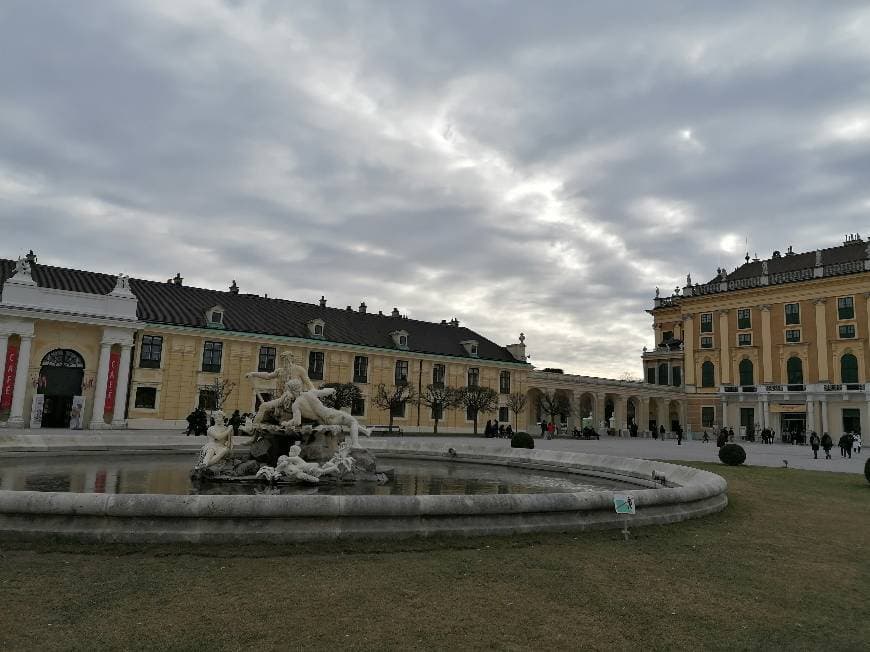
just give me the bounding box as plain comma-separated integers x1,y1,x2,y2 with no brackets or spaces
2,1,870,378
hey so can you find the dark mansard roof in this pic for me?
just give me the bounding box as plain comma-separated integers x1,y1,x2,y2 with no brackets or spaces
0,258,523,364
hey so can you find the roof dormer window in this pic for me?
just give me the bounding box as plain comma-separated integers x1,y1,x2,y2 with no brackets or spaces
390,330,409,350
206,305,225,329
461,339,479,357
307,318,326,339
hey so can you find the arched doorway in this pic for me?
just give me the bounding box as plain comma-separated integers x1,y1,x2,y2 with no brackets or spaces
39,349,85,428
577,393,595,429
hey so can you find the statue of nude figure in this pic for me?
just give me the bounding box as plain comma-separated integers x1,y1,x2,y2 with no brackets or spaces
281,380,371,448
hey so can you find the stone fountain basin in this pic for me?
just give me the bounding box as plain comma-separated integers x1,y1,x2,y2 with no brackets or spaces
0,440,727,543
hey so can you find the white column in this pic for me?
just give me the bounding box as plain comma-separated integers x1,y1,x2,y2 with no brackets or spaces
762,397,770,429
820,398,829,435
864,400,870,438
7,335,33,427
806,399,816,433
90,342,113,429
110,344,133,427
0,334,8,420
721,398,729,428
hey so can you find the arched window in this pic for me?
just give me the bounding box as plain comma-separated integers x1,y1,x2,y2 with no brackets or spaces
787,357,803,384
739,359,754,386
40,349,85,368
841,354,859,384
701,361,715,388
657,363,668,385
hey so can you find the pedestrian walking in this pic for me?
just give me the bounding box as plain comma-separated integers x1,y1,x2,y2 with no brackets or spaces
853,432,862,454
229,409,242,438
540,420,547,438
821,432,833,459
546,421,555,440
809,431,820,459
676,425,683,446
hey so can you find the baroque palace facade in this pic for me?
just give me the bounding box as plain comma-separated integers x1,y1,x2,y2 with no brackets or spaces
644,236,870,438
0,252,684,433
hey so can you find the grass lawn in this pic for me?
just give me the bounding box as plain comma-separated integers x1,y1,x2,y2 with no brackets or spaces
1,463,868,651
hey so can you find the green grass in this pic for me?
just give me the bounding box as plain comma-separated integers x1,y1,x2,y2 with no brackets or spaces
1,464,868,651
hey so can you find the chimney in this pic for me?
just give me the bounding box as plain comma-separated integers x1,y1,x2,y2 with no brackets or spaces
450,317,459,327
346,305,352,311
391,307,400,317
319,296,327,308
378,310,383,316
441,319,447,325
229,280,239,294
172,273,183,286
359,302,367,314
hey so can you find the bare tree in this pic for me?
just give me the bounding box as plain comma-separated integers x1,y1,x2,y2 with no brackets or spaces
537,390,572,429
321,382,362,411
458,386,499,435
209,377,236,411
371,383,416,433
618,371,642,382
419,384,462,434
506,392,528,431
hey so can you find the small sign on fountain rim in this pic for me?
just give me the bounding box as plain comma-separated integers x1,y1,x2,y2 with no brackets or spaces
614,495,635,515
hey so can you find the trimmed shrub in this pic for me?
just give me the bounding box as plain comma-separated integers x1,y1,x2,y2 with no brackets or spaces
511,431,535,449
865,457,870,484
719,443,746,466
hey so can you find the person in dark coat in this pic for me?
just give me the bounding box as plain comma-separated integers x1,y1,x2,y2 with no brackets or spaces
839,433,853,458
659,424,665,439
728,427,735,442
675,424,683,445
484,419,492,437
540,420,547,438
820,432,833,459
195,408,208,436
184,410,196,436
229,409,242,438
809,431,820,459
716,431,728,448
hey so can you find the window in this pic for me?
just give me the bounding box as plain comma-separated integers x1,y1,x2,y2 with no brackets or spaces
202,341,223,372
737,308,751,329
785,329,801,343
700,336,713,349
258,346,276,372
701,406,715,428
499,371,511,394
470,344,477,355
701,361,715,388
841,354,859,384
308,351,324,380
466,404,476,421
672,366,682,387
661,330,673,343
351,397,365,416
738,333,752,346
839,324,856,339
499,406,509,422
739,359,754,386
353,356,368,384
700,313,713,333
139,335,163,368
431,402,443,420
657,363,668,385
134,387,157,409
787,357,803,384
198,388,217,411
395,360,409,385
646,367,656,384
740,408,755,435
314,323,323,336
467,367,479,387
837,296,854,320
390,401,406,418
785,303,800,325
212,311,223,324
399,335,407,347
432,363,445,387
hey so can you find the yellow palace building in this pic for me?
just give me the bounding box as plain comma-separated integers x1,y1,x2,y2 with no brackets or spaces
0,252,531,431
644,236,870,438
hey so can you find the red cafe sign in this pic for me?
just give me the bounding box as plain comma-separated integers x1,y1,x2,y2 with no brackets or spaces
104,350,121,412
1,346,18,411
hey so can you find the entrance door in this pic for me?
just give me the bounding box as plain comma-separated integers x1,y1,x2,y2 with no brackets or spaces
39,349,85,428
842,408,861,434
780,413,806,443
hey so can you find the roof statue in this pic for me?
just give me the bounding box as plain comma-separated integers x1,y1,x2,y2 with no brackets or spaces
655,286,660,298
761,261,768,275
686,273,692,286
815,250,822,266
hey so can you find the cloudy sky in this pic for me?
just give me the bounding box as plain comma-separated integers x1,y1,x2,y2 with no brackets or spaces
2,1,870,377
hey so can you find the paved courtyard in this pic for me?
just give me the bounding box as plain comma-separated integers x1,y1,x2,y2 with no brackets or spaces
0,427,865,474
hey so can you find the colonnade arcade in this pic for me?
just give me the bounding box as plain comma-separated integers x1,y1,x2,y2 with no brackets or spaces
526,372,686,434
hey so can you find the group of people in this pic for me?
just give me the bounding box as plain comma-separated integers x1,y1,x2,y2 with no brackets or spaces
484,420,514,438
184,408,245,437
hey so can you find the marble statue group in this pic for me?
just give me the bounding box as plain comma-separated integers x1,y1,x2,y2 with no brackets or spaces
193,352,372,483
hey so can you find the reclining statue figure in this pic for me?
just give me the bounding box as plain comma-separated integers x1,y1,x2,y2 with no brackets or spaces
280,379,371,448
246,352,315,422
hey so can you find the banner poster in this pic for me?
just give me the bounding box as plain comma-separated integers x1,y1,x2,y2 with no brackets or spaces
0,346,18,410
104,350,121,412
70,395,86,430
30,394,45,429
